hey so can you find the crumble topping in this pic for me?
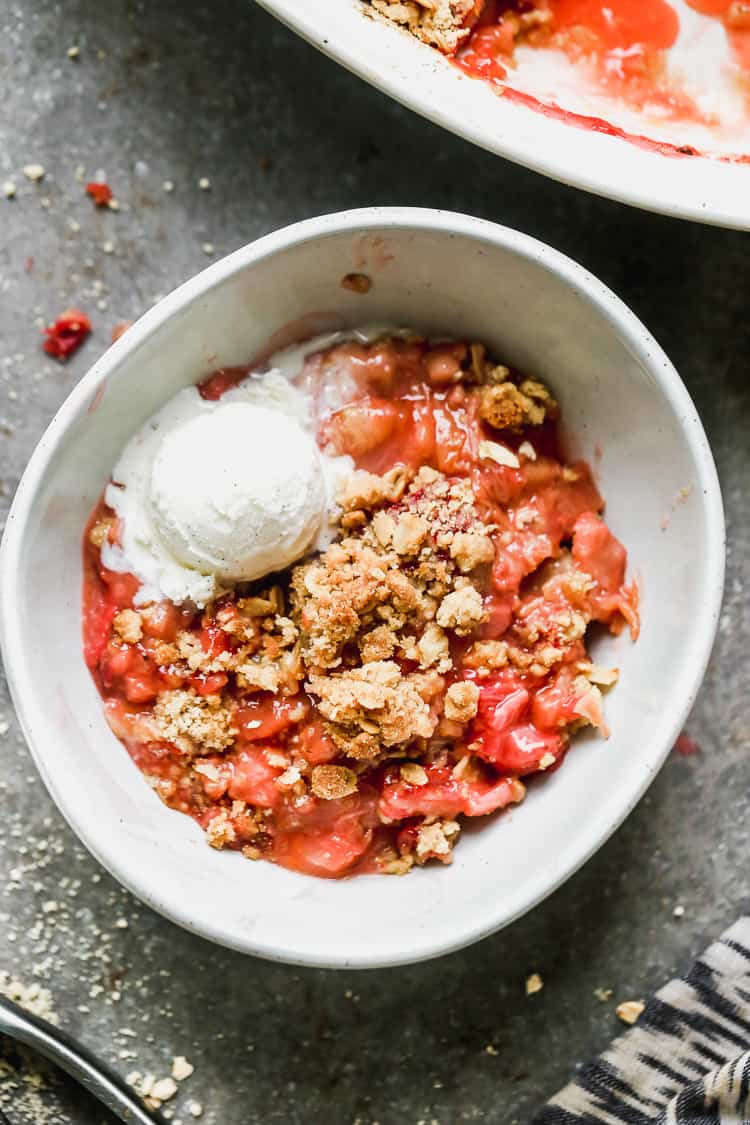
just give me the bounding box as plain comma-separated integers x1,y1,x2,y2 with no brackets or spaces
415,817,461,863
88,517,113,548
479,379,558,431
205,809,236,849
400,762,429,786
337,465,409,511
435,584,485,635
369,0,479,53
153,689,235,755
310,764,359,800
112,608,142,645
84,332,637,879
307,661,437,760
292,465,491,679
444,681,480,723
449,530,495,572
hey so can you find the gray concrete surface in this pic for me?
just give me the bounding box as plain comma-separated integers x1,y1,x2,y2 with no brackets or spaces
0,1,748,1122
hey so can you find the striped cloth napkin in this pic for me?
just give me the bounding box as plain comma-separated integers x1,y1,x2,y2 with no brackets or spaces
533,918,750,1124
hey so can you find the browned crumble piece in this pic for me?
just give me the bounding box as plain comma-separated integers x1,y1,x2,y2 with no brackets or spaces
292,540,424,670
152,640,180,667
340,510,367,531
88,517,113,548
275,764,306,795
415,623,451,672
409,670,446,704
513,605,588,650
234,658,277,693
571,676,606,732
371,510,395,547
400,762,428,786
370,0,478,53
310,765,359,800
449,531,495,573
153,689,235,755
379,851,415,875
415,817,461,863
112,608,142,645
479,377,558,431
237,590,282,617
463,639,509,672
450,754,483,782
145,773,177,801
177,630,231,674
205,809,236,849
307,660,437,760
391,512,429,556
578,662,619,687
519,379,558,421
337,466,410,512
359,624,398,664
444,681,480,723
234,615,302,696
193,760,223,783
436,584,485,635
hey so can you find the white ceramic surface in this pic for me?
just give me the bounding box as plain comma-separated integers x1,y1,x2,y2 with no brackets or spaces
256,0,750,230
0,208,725,968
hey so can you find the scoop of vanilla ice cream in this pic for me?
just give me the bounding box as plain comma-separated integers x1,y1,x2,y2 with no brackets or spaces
148,401,326,583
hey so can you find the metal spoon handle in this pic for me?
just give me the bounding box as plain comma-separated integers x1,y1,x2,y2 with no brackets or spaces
0,995,160,1124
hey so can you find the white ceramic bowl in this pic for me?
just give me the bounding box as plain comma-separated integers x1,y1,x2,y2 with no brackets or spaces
0,208,724,967
257,0,750,230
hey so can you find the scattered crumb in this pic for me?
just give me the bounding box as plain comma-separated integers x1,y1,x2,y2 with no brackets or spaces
202,242,214,255
22,163,45,182
198,177,211,190
171,1056,194,1081
151,1077,177,1102
188,1101,203,1118
67,44,80,59
594,987,613,1002
163,180,175,193
673,904,685,918
484,1044,499,1056
3,181,16,199
525,973,544,996
0,972,58,1024
616,999,645,1025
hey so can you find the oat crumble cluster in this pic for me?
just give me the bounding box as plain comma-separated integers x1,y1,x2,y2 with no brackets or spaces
367,0,552,56
83,333,638,879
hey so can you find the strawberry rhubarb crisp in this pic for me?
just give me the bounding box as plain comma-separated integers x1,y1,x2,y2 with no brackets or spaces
83,329,638,878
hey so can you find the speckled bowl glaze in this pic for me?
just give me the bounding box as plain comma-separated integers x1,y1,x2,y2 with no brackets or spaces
0,208,725,967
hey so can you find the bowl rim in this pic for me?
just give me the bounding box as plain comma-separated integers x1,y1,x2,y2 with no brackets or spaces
256,0,750,231
0,207,726,967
